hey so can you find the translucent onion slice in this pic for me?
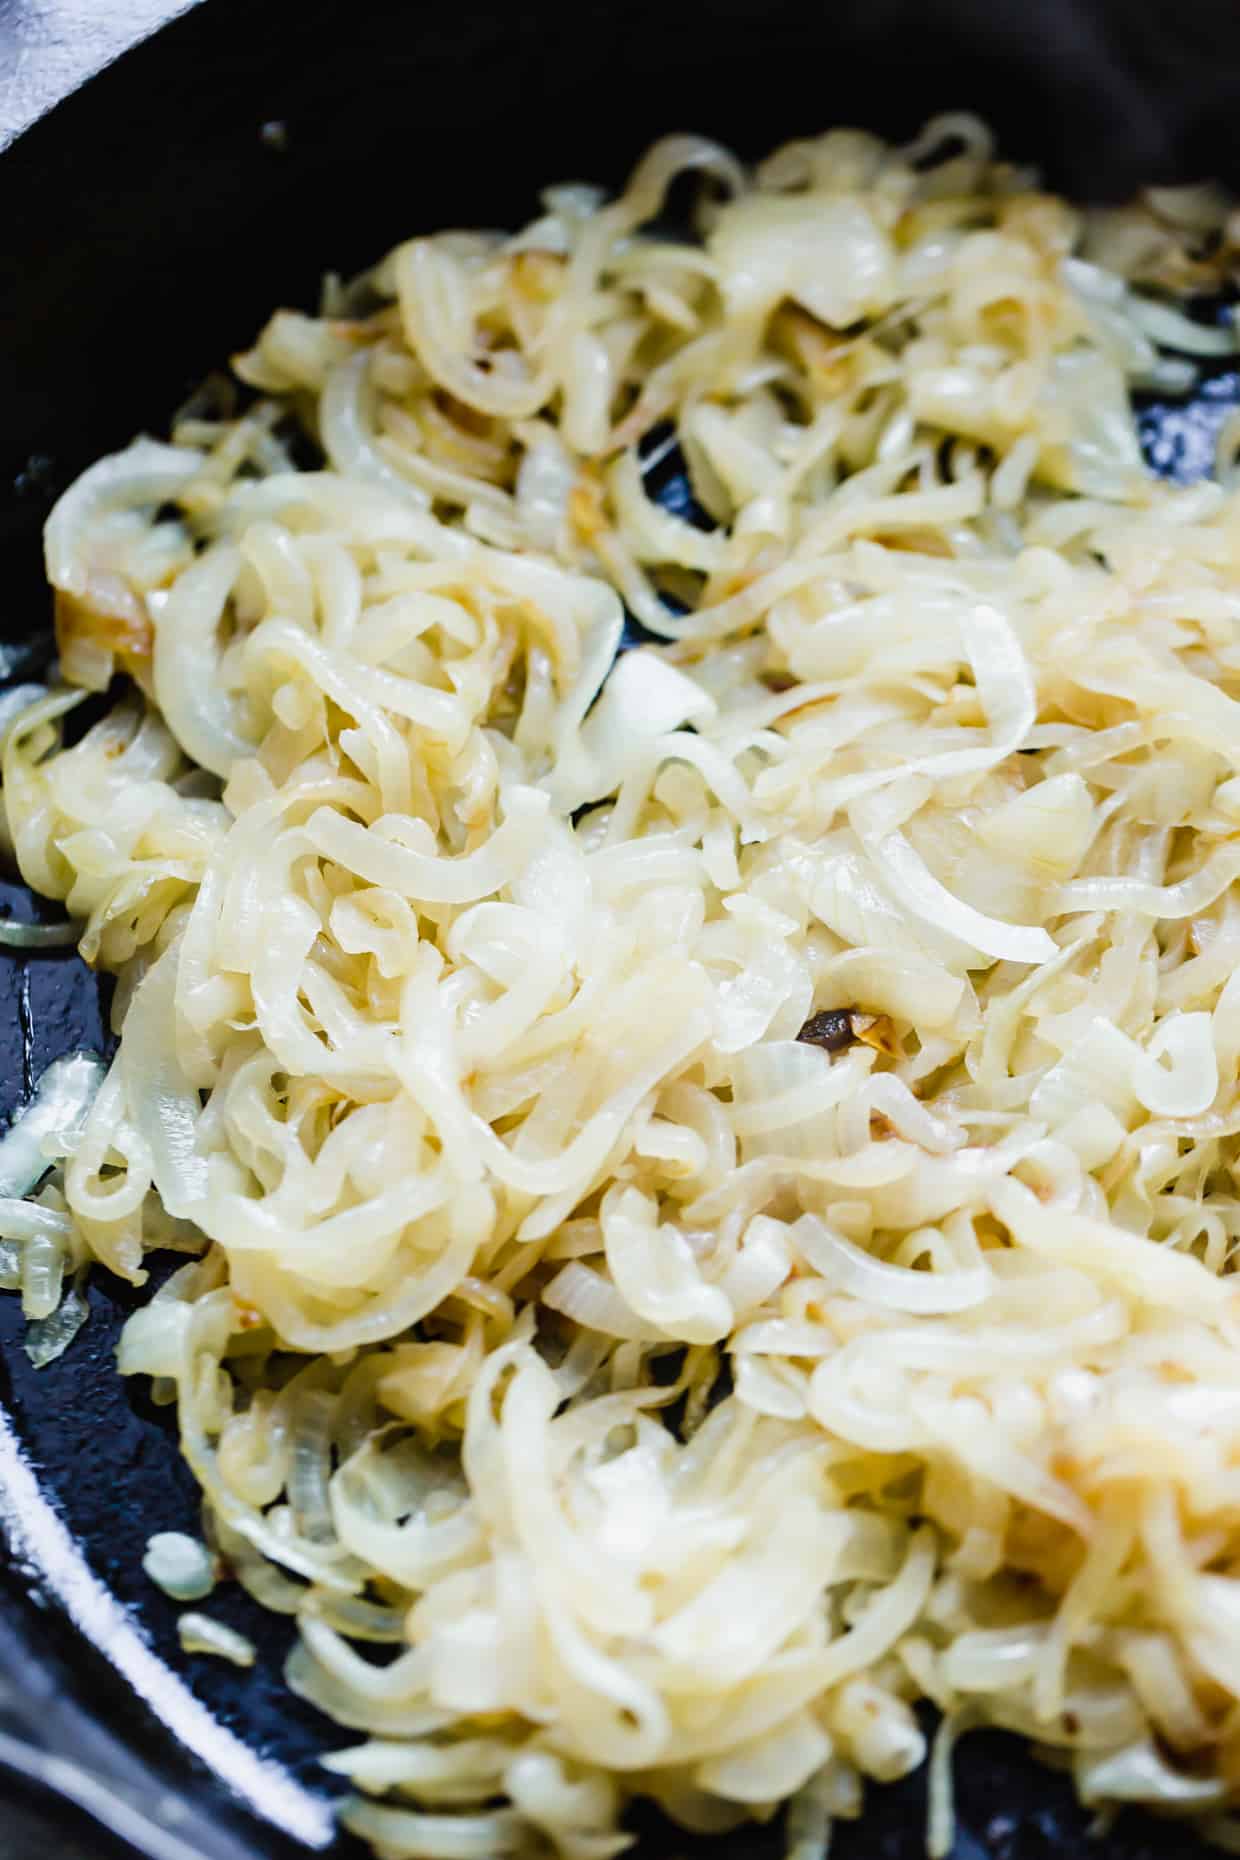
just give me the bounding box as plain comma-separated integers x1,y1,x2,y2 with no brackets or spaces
792,1216,992,1315
177,1612,256,1667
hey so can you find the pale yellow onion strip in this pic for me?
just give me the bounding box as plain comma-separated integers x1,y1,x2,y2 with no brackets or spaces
791,1215,990,1314
1056,842,1240,918
202,1167,452,1262
245,616,469,749
44,438,204,595
501,1354,652,1637
304,786,550,905
446,904,571,1068
540,1262,666,1343
152,543,256,777
857,824,1057,967
319,350,432,507
990,1179,1240,1327
0,1201,74,1245
607,451,727,574
546,136,741,441
2,687,91,899
395,242,554,421
228,1212,478,1353
118,942,209,1218
602,1189,732,1344
343,1799,526,1857
491,1003,712,1207
218,469,477,562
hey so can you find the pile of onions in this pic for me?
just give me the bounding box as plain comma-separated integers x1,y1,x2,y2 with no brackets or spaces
6,113,1240,1858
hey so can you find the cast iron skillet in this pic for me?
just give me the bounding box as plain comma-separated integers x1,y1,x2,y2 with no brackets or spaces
4,1,1240,1854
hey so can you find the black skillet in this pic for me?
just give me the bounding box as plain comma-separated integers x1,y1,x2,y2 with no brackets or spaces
3,2,1240,1854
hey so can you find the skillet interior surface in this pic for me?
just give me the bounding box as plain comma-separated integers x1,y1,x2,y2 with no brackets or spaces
5,2,1240,1853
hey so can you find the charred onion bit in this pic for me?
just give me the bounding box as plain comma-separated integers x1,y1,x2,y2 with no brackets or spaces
796,1009,859,1053
797,1009,900,1059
